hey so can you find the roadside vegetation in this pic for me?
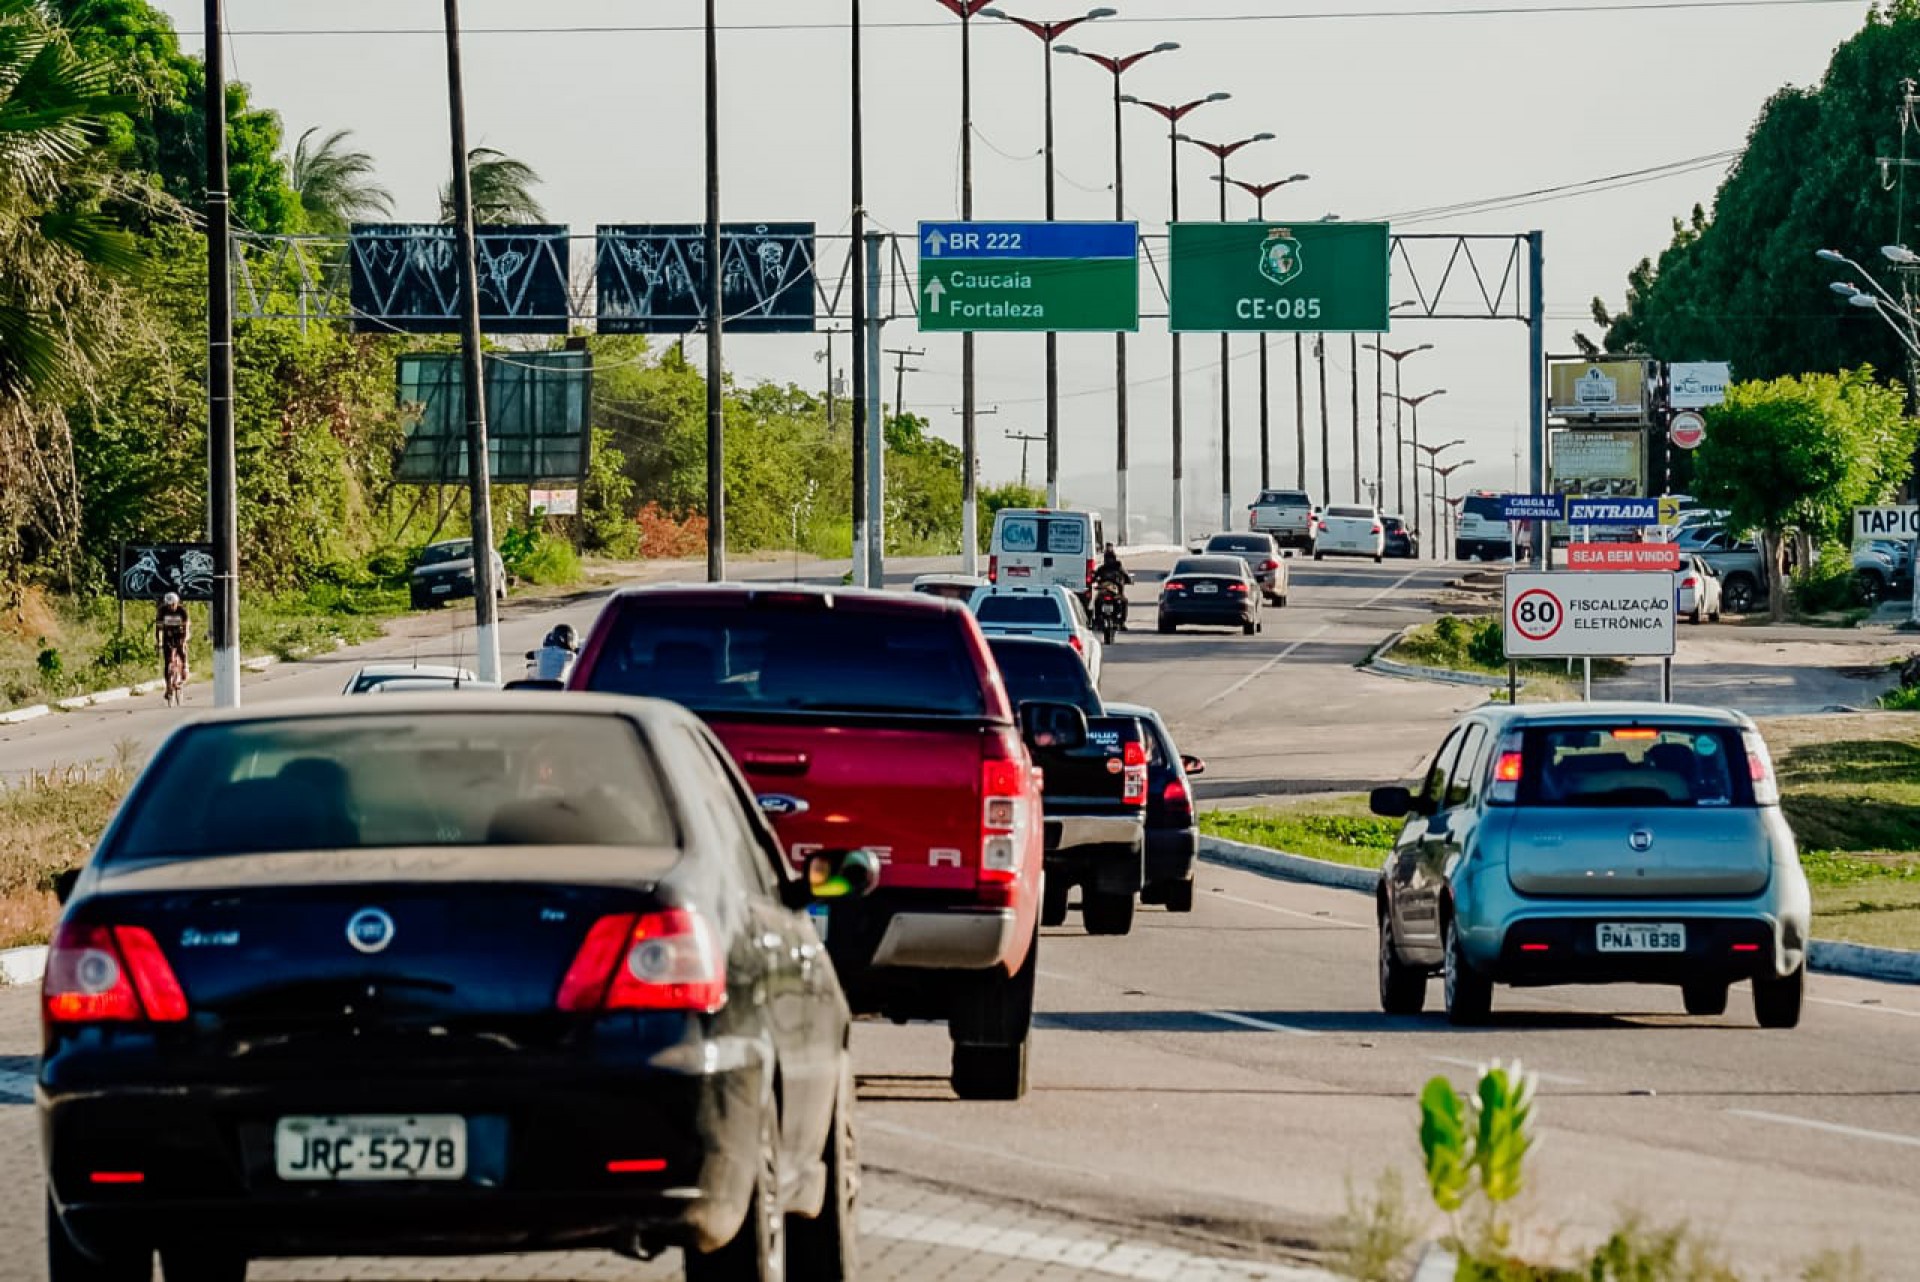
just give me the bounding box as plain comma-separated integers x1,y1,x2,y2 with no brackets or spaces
1385,615,1627,702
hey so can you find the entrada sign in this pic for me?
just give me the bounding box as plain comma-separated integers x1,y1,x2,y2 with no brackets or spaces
1567,497,1660,526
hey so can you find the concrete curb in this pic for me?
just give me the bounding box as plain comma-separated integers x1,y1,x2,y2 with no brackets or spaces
1199,837,1920,987
0,945,46,987
1362,625,1517,690
2,655,286,722
0,704,50,725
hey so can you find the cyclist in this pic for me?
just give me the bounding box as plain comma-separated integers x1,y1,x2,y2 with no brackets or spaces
154,592,190,703
1092,544,1133,630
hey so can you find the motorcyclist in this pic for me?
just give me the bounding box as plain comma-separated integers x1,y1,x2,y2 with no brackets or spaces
530,623,579,682
1091,544,1132,630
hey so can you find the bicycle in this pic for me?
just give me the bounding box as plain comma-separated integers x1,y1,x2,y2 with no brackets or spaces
163,646,187,707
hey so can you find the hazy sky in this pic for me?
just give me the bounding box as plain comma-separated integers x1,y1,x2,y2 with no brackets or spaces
163,0,1877,529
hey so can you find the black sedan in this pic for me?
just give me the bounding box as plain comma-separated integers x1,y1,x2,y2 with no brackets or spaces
1105,702,1204,913
1157,556,1263,634
409,538,509,610
1383,515,1418,559
41,694,869,1282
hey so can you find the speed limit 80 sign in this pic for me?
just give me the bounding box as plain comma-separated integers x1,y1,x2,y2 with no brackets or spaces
1503,571,1676,659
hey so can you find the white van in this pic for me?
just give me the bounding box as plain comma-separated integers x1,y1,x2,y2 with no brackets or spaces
988,508,1107,598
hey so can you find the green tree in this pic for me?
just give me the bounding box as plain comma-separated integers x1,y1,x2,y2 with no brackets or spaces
440,147,545,224
288,127,391,233
1691,369,1916,618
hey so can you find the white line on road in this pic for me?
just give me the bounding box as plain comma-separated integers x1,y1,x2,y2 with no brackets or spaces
1204,1010,1321,1038
1425,1055,1587,1087
1212,893,1368,930
1200,568,1427,712
1809,996,1920,1020
1729,1110,1920,1149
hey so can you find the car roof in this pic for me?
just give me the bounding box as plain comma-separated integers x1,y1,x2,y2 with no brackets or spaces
1101,700,1161,724
977,582,1071,597
163,691,696,728
914,573,989,586
353,662,476,679
1174,556,1250,573
1482,701,1754,730
607,581,962,617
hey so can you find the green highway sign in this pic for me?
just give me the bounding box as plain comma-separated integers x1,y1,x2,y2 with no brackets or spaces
1168,221,1391,334
917,221,1140,333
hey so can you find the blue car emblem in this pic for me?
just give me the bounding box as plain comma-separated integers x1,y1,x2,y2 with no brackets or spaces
1628,829,1655,854
757,794,810,820
346,908,396,955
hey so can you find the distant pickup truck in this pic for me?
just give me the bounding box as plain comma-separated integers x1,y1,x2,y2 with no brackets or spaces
571,584,1064,1101
1687,529,1769,614
985,636,1148,937
1248,489,1317,551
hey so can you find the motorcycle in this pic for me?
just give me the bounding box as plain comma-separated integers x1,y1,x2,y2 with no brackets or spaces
1091,579,1126,645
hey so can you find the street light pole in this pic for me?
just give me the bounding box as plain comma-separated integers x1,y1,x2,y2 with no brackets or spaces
1367,342,1434,515
204,0,240,706
1059,40,1179,546
1219,176,1309,490
1384,389,1447,558
702,0,726,583
849,0,868,582
1414,434,1465,559
1126,92,1229,545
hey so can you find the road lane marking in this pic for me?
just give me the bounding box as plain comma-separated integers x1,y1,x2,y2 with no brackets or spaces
1199,567,1427,711
1205,1010,1321,1038
1810,996,1920,1020
1212,893,1369,930
867,1119,1115,1180
1426,1054,1586,1087
1730,1109,1920,1149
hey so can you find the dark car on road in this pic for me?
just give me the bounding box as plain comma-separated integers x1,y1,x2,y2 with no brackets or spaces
1382,515,1417,559
409,539,508,611
1104,702,1204,914
1157,556,1263,635
41,694,869,1282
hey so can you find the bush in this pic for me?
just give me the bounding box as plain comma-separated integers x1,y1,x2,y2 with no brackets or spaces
1792,542,1859,617
635,503,709,560
1467,617,1507,668
511,536,582,587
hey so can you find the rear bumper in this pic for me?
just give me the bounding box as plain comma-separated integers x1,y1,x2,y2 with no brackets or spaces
1465,906,1806,986
1159,601,1254,624
870,909,1018,969
42,1043,768,1259
1044,824,1144,896
1314,542,1383,557
1144,825,1199,886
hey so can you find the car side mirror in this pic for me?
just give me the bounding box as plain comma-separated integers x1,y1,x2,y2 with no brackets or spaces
1181,754,1207,776
784,849,880,909
1020,700,1090,752
1369,786,1415,819
52,867,80,905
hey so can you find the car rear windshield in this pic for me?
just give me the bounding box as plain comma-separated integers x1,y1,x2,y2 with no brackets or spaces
976,594,1065,625
988,640,1101,715
1460,495,1504,521
1326,506,1374,520
1259,491,1309,506
110,713,678,861
998,515,1087,556
584,603,988,718
1519,725,1752,808
1172,557,1246,577
1205,535,1272,553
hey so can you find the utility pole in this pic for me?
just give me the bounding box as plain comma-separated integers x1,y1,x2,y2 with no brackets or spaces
204,0,240,706
865,232,885,587
442,0,500,682
816,325,851,429
1294,333,1306,489
1349,333,1362,503
1316,334,1330,503
702,0,726,583
885,346,926,420
1006,429,1048,489
850,0,869,583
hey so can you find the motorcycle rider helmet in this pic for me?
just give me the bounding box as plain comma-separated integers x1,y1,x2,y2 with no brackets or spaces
546,623,580,652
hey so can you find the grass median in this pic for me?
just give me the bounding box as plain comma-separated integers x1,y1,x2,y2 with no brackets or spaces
1385,614,1630,703
1201,713,1920,952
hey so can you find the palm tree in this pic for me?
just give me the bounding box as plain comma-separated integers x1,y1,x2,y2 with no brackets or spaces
440,148,546,225
289,127,392,233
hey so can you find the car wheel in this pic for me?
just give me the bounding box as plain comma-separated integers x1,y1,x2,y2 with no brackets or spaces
1161,878,1195,914
1313,551,1324,561
1856,570,1887,606
1682,979,1729,1018
1083,888,1136,936
1752,964,1805,1030
1378,904,1427,1016
1442,914,1492,1026
1280,594,1290,608
1723,576,1756,614
1374,553,1384,563
1242,620,1257,636
785,1056,858,1281
410,591,432,611
47,1198,150,1282
1158,618,1175,634
1041,876,1070,928
686,1105,785,1282
1689,606,1702,625
161,1248,247,1282
949,924,1036,1101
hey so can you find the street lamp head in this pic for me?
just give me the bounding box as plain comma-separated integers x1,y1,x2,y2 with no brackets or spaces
1153,40,1180,51
1204,91,1231,102
1251,131,1276,142
1119,92,1139,103
1085,6,1118,16
1848,293,1882,309
1053,41,1080,53
1287,172,1310,182
1814,248,1847,264
979,5,1006,16
1884,244,1920,266
1829,281,1861,297
1416,343,1434,353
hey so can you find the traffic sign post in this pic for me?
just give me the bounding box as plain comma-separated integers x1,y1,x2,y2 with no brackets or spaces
916,221,1139,333
1668,410,1707,451
1167,222,1390,333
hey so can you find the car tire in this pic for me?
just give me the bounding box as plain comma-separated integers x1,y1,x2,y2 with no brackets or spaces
1378,904,1427,1016
161,1248,248,1282
1158,619,1175,634
410,591,433,611
1082,888,1136,936
1313,551,1324,562
1442,915,1492,1026
1682,980,1729,1018
47,1199,150,1282
1723,576,1756,614
1753,964,1805,1030
686,1105,785,1282
949,925,1036,1101
785,1056,858,1281
1709,607,1721,623
1689,606,1702,625
1161,878,1195,914
1041,877,1070,928
1242,620,1257,636
1374,553,1384,563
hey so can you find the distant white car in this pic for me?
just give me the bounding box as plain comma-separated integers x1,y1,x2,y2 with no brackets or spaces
911,573,991,604
967,583,1103,684
343,663,481,695
1313,505,1386,562
1677,555,1723,624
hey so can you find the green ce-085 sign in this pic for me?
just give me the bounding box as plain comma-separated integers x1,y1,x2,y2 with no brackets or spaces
1168,221,1390,334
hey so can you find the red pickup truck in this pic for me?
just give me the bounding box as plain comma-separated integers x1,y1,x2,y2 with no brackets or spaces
571,584,1062,1100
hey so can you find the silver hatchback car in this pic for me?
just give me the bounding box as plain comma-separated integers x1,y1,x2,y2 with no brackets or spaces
1371,703,1811,1028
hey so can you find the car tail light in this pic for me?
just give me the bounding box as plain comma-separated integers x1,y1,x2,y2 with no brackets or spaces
980,758,1028,884
1163,777,1193,824
1086,559,1098,588
1487,731,1525,804
1123,740,1148,807
44,923,188,1026
1371,524,1383,535
1731,943,1761,953
1226,582,1249,594
1742,730,1780,805
1261,558,1280,571
1164,580,1185,592
988,555,999,584
1068,634,1085,655
556,910,727,1015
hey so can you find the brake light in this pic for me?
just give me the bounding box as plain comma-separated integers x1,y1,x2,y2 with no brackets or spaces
980,758,1028,884
1163,777,1193,823
556,910,727,1015
44,923,188,1026
1681,576,1698,590
1086,559,1097,588
1261,558,1280,571
1122,740,1148,806
1371,524,1383,535
1164,580,1184,591
1742,730,1779,805
1226,582,1249,594
1488,731,1525,804
988,555,999,584
1068,633,1084,655
1611,728,1660,741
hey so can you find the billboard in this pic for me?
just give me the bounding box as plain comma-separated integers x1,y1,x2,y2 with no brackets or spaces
349,224,572,335
1668,362,1731,409
1549,359,1649,421
1550,429,1645,500
395,351,592,485
597,223,816,334
118,543,215,602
